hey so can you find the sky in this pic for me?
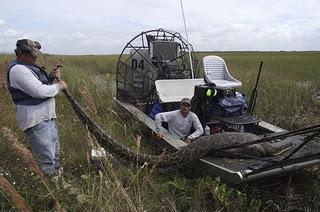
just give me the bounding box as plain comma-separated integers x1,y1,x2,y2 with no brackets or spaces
0,0,319,55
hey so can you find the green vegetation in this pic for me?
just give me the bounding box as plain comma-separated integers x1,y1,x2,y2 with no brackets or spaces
0,51,320,211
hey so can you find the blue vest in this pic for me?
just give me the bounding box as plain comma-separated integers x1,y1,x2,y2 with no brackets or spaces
7,60,54,105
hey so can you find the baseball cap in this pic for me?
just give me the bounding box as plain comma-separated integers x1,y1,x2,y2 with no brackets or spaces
180,97,191,106
16,39,42,58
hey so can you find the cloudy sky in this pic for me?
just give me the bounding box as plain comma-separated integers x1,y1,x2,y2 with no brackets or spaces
0,0,319,54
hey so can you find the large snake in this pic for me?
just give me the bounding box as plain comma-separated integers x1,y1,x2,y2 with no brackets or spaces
62,89,302,169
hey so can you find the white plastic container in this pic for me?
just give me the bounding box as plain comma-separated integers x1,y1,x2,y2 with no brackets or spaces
205,125,210,135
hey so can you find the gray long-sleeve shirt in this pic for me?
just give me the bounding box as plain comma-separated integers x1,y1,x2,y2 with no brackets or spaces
155,110,204,140
9,64,61,131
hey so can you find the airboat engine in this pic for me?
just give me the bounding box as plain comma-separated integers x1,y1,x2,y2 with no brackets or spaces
128,48,156,99
116,29,198,103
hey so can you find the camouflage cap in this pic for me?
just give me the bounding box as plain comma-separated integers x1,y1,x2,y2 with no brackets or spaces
16,39,42,57
180,97,191,106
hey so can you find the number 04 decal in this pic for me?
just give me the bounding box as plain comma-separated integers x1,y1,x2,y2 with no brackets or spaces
132,59,145,70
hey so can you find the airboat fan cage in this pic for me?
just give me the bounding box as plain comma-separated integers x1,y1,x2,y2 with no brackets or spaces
116,28,199,102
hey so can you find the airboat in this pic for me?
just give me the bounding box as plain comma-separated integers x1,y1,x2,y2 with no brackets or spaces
115,28,320,184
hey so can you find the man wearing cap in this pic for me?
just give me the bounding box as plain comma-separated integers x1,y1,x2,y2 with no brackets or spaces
7,39,67,177
155,97,203,144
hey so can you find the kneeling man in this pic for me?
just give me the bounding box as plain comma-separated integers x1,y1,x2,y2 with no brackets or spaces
155,97,203,144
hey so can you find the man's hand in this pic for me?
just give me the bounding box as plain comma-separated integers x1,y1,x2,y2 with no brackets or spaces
50,67,61,80
184,138,192,144
57,80,67,90
155,132,164,140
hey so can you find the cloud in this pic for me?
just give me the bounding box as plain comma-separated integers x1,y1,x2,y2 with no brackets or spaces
0,28,28,52
0,29,20,38
193,20,320,51
0,19,5,25
0,0,319,54
71,32,88,40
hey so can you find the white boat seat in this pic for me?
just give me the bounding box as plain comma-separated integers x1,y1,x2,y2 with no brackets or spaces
203,55,242,89
208,80,242,89
155,78,204,103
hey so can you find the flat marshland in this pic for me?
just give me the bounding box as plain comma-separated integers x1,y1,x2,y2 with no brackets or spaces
0,51,320,211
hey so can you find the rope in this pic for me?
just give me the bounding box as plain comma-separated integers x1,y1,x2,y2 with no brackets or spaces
179,0,194,78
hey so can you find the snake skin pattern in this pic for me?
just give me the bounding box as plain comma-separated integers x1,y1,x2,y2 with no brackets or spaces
63,89,300,169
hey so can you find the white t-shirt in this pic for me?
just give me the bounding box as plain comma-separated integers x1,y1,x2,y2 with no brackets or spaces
9,64,61,131
155,109,204,140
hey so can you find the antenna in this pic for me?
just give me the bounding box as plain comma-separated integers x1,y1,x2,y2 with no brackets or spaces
179,0,194,78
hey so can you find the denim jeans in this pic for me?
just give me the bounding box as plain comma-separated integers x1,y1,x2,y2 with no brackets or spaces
25,119,60,176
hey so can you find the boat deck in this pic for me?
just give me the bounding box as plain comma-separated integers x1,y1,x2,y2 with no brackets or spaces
115,98,320,183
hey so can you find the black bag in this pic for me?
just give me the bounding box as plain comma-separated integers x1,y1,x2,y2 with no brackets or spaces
209,94,248,116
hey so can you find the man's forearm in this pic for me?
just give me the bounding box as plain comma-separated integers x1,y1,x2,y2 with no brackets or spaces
188,116,204,140
155,114,162,133
11,67,60,98
188,128,203,140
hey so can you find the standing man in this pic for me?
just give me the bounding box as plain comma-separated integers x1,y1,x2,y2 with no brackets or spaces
7,39,67,177
155,97,204,144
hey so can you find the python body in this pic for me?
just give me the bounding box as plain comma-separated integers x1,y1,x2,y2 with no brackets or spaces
192,133,303,158
63,89,304,168
161,132,303,167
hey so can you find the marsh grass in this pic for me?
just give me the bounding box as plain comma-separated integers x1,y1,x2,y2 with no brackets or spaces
0,175,32,211
0,52,320,211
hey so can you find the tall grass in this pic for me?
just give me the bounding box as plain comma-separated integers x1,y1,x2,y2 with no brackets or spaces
0,52,320,211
